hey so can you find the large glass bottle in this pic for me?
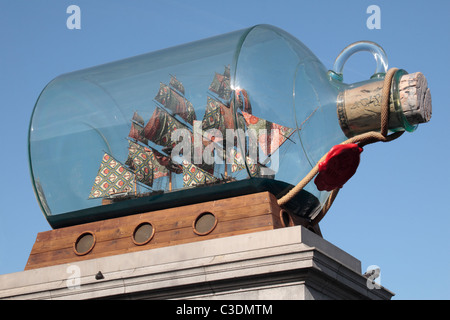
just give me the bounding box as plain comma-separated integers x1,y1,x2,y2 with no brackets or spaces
29,24,431,228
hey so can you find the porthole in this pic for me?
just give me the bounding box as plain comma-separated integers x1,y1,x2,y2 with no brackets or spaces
280,210,293,228
73,231,96,256
193,212,217,236
132,222,155,246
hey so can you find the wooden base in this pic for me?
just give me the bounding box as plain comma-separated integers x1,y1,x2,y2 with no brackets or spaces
25,192,319,270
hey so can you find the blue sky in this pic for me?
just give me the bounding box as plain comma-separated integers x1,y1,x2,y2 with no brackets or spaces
0,0,448,299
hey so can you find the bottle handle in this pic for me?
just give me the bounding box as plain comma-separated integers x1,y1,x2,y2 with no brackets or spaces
329,41,389,82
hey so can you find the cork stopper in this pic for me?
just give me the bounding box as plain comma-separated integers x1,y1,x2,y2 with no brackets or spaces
337,71,432,138
398,72,432,125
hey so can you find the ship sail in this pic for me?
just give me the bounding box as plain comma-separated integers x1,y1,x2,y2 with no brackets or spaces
88,153,136,199
90,69,298,201
169,74,185,95
143,107,187,149
125,139,176,185
128,111,148,144
201,96,229,141
229,149,260,177
155,76,196,125
128,110,178,177
147,147,172,179
125,140,155,187
241,111,296,156
181,160,217,187
233,88,252,114
203,67,237,177
203,66,255,178
209,65,232,101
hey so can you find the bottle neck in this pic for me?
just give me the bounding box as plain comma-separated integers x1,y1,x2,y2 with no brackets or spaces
336,70,431,138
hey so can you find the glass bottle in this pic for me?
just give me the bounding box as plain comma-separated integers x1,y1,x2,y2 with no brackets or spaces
28,24,431,228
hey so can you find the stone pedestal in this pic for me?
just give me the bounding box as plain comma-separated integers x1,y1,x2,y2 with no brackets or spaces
0,226,393,300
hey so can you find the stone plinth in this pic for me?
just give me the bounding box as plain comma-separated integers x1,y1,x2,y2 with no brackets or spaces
0,226,393,300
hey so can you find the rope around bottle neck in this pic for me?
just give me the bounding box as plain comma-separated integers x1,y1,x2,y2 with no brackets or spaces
277,68,403,226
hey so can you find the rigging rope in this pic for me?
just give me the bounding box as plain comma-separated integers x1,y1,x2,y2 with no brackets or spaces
277,68,403,226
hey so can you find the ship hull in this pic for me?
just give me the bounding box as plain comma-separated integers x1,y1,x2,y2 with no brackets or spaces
47,178,320,229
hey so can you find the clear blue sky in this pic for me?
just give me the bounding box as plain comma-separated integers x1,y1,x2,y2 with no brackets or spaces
0,0,448,299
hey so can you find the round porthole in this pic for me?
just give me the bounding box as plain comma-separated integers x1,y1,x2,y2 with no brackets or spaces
132,222,155,246
193,212,217,236
74,231,95,256
280,210,292,228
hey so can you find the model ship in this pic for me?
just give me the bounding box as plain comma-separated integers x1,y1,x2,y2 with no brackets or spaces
88,66,296,203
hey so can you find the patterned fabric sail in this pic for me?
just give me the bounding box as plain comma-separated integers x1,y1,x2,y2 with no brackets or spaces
88,153,135,199
143,107,186,148
209,65,232,101
202,97,227,141
229,149,260,177
126,140,172,180
201,97,246,141
241,111,296,155
181,160,217,187
169,75,185,95
125,140,154,187
200,96,236,175
148,147,171,178
201,96,247,175
155,82,196,125
128,111,148,144
232,89,252,114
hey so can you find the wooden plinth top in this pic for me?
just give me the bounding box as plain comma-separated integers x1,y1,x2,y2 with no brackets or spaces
25,192,317,270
